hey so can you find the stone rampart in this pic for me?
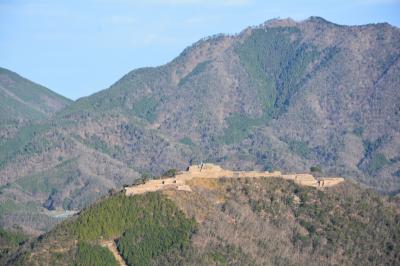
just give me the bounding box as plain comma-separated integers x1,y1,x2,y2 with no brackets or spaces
125,164,344,196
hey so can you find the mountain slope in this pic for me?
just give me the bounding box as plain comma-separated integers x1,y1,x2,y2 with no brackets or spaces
0,67,71,120
57,17,400,192
3,177,399,265
0,68,75,234
0,67,72,141
0,17,399,233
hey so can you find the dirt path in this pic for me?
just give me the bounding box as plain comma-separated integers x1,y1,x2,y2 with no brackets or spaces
101,240,127,266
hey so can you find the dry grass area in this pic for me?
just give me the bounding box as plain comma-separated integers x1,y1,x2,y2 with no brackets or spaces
187,178,221,190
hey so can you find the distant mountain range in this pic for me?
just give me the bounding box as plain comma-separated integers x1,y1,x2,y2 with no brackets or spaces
0,17,399,234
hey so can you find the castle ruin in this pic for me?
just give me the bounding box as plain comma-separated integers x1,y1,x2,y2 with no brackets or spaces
125,163,344,196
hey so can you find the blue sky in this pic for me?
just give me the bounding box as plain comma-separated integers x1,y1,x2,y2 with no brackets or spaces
1,0,399,100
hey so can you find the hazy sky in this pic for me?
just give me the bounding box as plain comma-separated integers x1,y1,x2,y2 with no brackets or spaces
1,0,399,100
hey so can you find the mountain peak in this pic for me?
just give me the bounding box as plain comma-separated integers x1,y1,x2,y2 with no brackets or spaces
261,17,297,28
305,16,331,23
259,16,341,29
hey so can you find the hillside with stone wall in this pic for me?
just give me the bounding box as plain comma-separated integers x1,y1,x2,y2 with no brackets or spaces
125,164,344,196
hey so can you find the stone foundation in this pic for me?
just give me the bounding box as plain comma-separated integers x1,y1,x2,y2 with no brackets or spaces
125,164,344,196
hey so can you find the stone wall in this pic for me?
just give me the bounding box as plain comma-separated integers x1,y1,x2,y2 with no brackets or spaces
125,164,344,196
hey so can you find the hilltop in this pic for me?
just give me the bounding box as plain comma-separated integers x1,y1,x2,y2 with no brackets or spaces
124,163,344,196
0,17,399,234
2,172,399,265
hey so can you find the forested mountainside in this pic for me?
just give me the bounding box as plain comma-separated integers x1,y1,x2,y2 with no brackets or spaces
2,177,399,265
0,17,399,234
0,67,71,141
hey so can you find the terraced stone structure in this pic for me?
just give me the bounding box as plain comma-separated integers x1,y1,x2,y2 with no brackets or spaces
125,164,344,196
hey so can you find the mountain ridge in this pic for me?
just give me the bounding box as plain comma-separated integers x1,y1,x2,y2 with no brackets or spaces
0,67,71,118
0,67,72,144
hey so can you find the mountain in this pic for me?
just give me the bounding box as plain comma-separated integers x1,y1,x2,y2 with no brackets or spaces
0,68,72,234
0,17,399,234
3,176,399,265
0,67,72,141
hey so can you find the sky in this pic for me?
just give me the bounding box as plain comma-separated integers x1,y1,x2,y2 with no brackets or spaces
1,0,399,100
